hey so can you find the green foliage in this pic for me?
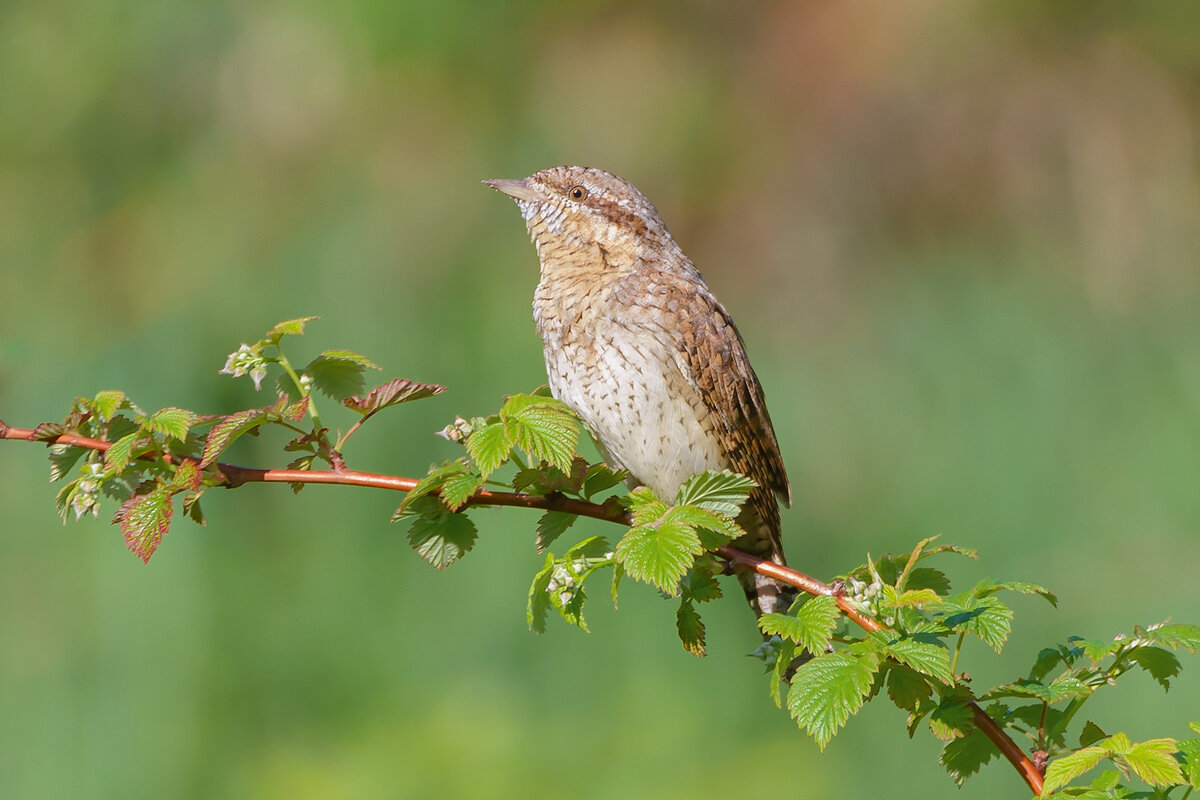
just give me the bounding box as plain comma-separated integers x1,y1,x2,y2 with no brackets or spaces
16,319,1200,798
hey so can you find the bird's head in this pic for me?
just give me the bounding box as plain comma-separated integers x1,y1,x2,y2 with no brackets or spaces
484,166,677,272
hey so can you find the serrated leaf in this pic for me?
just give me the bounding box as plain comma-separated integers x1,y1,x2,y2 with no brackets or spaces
399,460,473,514
983,675,1092,704
144,407,197,441
1030,647,1068,682
682,562,722,603
465,421,514,479
440,470,483,512
939,726,997,787
200,407,268,467
768,640,797,709
787,650,881,750
1144,623,1200,654
48,444,85,482
305,351,379,401
536,511,577,553
103,432,140,474
582,462,628,499
1117,738,1183,787
405,502,477,570
30,421,68,442
928,692,975,741
527,553,554,633
881,633,954,684
759,594,839,654
171,459,202,491
942,595,1013,653
264,316,318,344
674,470,757,517
93,390,126,421
676,598,706,657
182,492,206,525
1127,646,1181,691
905,567,952,596
887,664,933,712
1080,721,1108,747
505,399,578,474
1071,636,1122,663
112,483,173,563
343,377,446,415
1178,738,1200,788
894,588,942,608
614,516,703,594
985,579,1058,606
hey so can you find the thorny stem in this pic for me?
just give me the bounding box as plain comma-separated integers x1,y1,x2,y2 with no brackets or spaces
0,420,1044,796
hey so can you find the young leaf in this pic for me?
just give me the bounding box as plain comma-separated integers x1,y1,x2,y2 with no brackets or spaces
200,407,269,467
1178,737,1200,789
787,649,881,750
503,396,579,474
264,316,318,345
1043,746,1108,794
939,726,997,787
92,390,127,421
1117,738,1184,787
113,482,174,563
399,460,472,514
536,511,577,553
144,407,198,441
343,378,446,415
103,432,141,474
676,597,706,657
1143,623,1200,654
48,444,86,482
305,351,381,401
674,470,756,517
465,421,514,479
440,470,483,512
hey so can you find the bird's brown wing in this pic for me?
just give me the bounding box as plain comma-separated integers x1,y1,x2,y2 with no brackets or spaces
670,284,791,565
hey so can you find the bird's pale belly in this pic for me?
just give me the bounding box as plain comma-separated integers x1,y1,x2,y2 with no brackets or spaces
542,332,726,503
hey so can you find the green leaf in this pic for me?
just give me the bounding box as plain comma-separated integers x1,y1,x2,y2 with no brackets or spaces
199,407,268,467
1117,738,1184,787
1080,721,1108,747
399,460,472,514
403,496,477,570
305,351,381,401
787,650,881,750
527,553,554,633
941,595,1013,653
881,633,954,684
894,588,941,608
928,691,974,741
615,515,703,594
171,459,202,491
905,567,952,596
465,421,514,479
144,407,198,441
48,444,86,482
982,579,1058,607
264,316,318,344
581,462,628,499
676,598,706,657
768,640,797,709
1178,737,1200,789
887,664,933,712
1029,647,1068,682
503,395,579,474
343,377,446,415
103,432,140,474
1044,746,1108,793
440,470,483,512
1143,623,1200,654
681,562,722,603
1071,635,1122,663
1127,646,1182,691
674,470,757,517
759,594,839,654
92,390,127,421
939,726,997,787
536,511,577,553
112,482,174,563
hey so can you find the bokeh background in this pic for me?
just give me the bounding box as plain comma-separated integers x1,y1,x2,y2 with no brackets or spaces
2,2,1199,798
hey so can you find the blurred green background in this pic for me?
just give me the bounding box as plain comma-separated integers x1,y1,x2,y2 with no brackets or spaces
2,2,1199,797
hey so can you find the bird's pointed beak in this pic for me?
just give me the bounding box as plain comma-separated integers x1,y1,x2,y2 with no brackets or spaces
483,178,542,203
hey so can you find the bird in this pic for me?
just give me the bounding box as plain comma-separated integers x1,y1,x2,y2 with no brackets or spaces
484,165,791,618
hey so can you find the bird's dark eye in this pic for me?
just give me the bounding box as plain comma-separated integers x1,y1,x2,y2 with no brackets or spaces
568,185,588,201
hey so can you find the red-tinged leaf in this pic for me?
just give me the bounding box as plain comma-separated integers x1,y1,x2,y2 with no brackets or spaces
281,395,309,422
30,422,67,442
172,459,202,491
200,408,268,467
113,484,173,563
344,378,446,415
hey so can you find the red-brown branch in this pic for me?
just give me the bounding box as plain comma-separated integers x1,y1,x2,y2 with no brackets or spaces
0,419,1044,795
